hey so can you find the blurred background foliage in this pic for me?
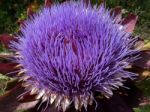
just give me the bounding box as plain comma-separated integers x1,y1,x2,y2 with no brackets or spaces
0,0,39,33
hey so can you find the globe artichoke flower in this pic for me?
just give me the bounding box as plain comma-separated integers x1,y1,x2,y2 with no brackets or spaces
0,0,150,112
11,1,140,111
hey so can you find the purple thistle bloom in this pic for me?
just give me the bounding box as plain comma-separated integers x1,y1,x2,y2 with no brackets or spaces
12,1,138,111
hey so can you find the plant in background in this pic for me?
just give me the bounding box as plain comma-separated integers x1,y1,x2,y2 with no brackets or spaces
0,0,149,112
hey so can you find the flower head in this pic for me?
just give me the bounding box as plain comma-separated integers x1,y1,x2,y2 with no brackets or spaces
13,1,138,111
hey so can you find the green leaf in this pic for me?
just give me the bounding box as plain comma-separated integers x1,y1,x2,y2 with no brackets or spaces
134,105,150,112
0,74,11,95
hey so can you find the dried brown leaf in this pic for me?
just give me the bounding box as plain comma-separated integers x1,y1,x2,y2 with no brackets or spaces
0,34,15,49
44,0,53,7
0,63,18,75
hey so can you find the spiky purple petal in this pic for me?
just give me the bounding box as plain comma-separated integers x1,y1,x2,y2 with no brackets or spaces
12,1,139,111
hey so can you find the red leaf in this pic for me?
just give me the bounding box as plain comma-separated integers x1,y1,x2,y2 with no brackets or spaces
0,34,15,49
111,6,122,22
0,84,25,112
34,102,59,112
133,50,150,69
27,7,34,17
111,6,122,16
16,101,38,111
0,63,18,74
40,104,59,112
19,92,37,102
44,0,53,7
122,14,138,33
82,0,91,6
